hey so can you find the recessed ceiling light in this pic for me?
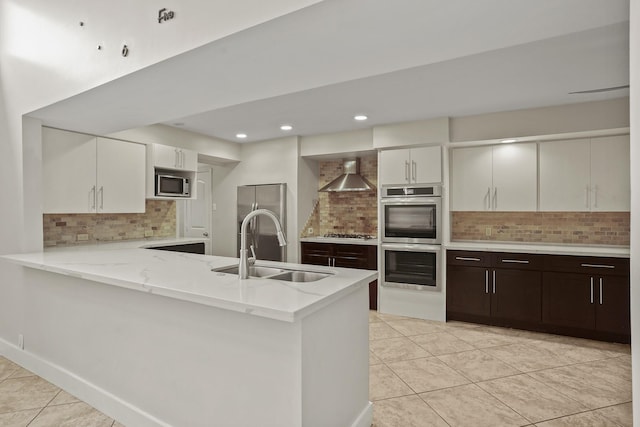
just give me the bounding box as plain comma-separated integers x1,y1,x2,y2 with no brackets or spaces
236,133,248,139
501,139,517,144
173,122,184,126
354,115,368,121
280,124,293,131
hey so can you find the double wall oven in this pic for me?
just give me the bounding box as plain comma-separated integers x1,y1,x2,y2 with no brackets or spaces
381,185,442,291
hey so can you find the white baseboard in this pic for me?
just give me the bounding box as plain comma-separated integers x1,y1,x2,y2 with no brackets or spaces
351,401,373,427
0,338,168,427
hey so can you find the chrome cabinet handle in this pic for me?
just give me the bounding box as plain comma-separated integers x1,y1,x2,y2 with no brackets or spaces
492,270,496,294
99,186,104,209
203,232,209,237
485,270,489,294
455,257,481,262
590,277,594,304
175,148,179,168
405,161,410,182
581,263,615,269
90,185,96,211
599,277,603,305
485,187,491,211
493,187,498,210
412,160,417,182
585,185,589,208
593,185,598,208
501,259,530,264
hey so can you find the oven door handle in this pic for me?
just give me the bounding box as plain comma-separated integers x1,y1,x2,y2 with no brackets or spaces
380,243,442,252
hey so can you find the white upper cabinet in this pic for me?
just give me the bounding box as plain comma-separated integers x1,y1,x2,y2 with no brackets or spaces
379,145,442,185
150,144,197,171
451,142,537,211
43,128,97,214
96,138,146,213
539,135,629,211
491,143,538,211
43,128,146,214
590,135,630,211
451,146,492,211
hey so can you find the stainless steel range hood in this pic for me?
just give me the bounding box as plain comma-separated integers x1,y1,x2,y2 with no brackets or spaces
319,159,375,192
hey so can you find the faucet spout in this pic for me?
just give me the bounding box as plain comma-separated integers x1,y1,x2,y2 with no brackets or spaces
239,209,287,279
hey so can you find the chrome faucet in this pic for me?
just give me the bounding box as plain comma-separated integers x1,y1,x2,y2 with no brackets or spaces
239,209,287,279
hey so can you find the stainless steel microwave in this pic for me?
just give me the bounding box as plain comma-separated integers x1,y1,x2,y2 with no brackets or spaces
156,174,190,197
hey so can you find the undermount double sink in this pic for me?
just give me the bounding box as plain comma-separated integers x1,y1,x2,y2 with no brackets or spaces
212,265,332,282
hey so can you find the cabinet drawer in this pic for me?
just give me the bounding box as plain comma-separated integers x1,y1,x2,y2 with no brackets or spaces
447,250,492,267
544,255,629,276
300,242,332,256
493,252,543,271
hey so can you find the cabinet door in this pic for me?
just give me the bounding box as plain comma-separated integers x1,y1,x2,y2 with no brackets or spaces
539,139,590,211
42,128,97,214
153,144,180,169
492,143,537,211
491,269,541,322
96,138,146,213
379,149,410,185
180,148,199,172
451,146,492,211
300,242,332,266
590,135,630,211
446,265,490,317
411,146,442,184
542,272,595,329
596,275,630,335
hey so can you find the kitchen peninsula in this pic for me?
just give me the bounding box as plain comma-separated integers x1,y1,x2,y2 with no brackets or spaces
1,240,376,427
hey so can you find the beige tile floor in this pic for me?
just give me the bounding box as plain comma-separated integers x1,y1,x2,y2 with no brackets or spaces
370,311,632,427
0,312,633,426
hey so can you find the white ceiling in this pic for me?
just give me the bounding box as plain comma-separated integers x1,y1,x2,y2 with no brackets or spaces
31,0,630,143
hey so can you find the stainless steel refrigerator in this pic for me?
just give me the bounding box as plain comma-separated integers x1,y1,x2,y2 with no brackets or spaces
237,183,286,262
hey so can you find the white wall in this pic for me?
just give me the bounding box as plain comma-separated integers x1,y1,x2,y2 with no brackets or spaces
629,0,639,420
109,124,241,163
210,136,308,263
450,97,630,142
300,128,374,158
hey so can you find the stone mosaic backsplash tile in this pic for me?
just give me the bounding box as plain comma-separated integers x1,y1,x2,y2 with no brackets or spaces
301,157,378,237
451,211,630,246
43,200,176,247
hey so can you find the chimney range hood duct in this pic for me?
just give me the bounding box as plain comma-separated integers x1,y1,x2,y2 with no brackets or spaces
319,159,375,192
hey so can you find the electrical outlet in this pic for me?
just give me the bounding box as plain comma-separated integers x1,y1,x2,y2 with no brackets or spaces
145,230,154,237
308,227,314,234
76,233,89,241
485,227,492,236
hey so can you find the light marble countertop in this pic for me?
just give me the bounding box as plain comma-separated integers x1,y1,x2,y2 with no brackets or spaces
445,241,630,258
300,237,378,246
2,238,376,323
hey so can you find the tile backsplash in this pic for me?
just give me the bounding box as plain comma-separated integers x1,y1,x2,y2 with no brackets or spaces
43,200,176,247
301,157,378,237
451,211,630,246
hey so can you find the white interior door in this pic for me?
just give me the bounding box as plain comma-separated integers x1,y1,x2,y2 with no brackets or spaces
184,166,212,253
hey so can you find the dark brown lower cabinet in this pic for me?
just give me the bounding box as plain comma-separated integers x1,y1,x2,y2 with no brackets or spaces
446,265,490,317
446,251,541,327
492,269,541,323
543,272,630,337
301,242,378,310
447,249,630,343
